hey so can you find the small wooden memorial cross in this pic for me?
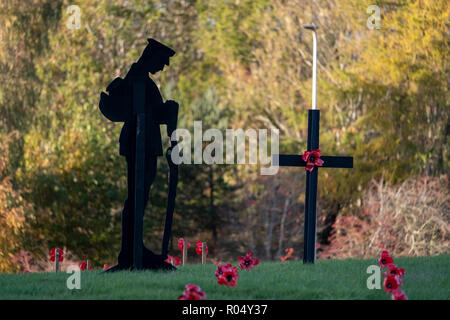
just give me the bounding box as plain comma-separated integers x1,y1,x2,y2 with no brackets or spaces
274,23,353,264
55,249,60,273
182,242,188,266
201,242,207,265
51,248,63,273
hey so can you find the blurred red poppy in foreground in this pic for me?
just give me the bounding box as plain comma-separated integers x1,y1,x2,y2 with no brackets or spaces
302,149,324,172
50,248,64,262
178,284,206,300
383,274,402,293
378,250,394,268
216,264,239,287
80,261,92,271
178,238,191,252
378,251,408,300
165,255,181,266
238,251,259,270
391,289,408,300
195,240,208,256
383,264,405,278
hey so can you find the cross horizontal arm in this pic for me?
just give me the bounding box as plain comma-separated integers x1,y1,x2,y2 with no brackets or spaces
275,154,353,168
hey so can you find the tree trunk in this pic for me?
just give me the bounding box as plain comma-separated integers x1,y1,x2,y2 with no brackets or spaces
276,196,291,259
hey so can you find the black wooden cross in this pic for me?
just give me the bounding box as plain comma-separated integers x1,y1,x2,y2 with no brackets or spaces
274,109,353,263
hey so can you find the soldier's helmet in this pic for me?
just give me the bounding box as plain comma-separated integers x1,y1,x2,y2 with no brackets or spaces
138,38,176,62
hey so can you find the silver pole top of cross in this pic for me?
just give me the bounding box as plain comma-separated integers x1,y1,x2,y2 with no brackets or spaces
303,23,318,110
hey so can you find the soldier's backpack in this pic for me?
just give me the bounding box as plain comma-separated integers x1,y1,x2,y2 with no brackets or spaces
99,77,132,122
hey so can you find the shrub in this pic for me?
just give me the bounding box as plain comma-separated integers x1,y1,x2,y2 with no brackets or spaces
319,175,449,259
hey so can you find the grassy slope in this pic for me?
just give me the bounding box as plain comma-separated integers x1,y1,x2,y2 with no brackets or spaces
0,255,448,300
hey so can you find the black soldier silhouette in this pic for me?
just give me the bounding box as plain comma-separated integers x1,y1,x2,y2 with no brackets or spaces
99,39,179,271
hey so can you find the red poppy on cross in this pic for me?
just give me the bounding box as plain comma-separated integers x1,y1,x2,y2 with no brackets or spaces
302,149,324,172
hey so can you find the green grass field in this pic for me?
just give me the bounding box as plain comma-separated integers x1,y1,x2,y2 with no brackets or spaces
1,255,448,300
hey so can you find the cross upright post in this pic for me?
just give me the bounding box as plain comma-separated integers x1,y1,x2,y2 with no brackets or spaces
304,109,320,263
183,241,188,266
132,80,146,270
201,242,207,265
55,249,60,273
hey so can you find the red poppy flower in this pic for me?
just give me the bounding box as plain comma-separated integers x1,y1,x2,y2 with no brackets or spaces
173,256,181,266
379,250,394,268
178,238,191,252
165,255,181,266
238,251,259,270
215,263,230,278
216,264,239,287
80,261,92,271
178,284,206,300
383,264,405,278
195,240,208,256
380,250,392,259
383,274,402,293
302,149,324,172
391,289,408,300
50,248,64,262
